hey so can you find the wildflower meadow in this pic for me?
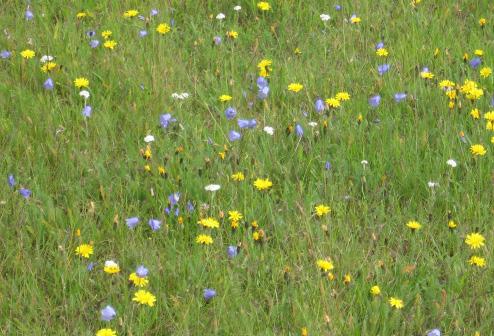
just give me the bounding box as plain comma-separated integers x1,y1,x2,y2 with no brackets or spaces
1,1,494,335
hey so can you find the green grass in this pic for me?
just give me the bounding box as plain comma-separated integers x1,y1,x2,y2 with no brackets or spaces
1,0,494,335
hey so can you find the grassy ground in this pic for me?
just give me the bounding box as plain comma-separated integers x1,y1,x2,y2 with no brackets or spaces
1,0,493,335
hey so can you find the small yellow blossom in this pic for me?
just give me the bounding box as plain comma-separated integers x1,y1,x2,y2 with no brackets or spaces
376,48,388,57
231,172,245,181
316,259,334,272
335,92,351,101
129,272,149,287
132,289,156,307
74,77,89,88
123,10,139,18
480,67,492,78
20,49,35,59
96,329,117,336
479,18,487,27
325,97,340,108
350,16,361,24
156,23,171,35
288,83,303,92
76,12,87,19
314,204,331,217
257,2,271,11
104,40,117,50
41,62,57,73
198,217,220,229
470,144,486,156
468,256,486,268
343,273,352,284
370,285,381,296
448,220,457,229
226,30,239,39
465,233,485,249
196,234,214,245
257,59,272,77
253,178,273,191
219,94,232,102
228,210,243,222
75,243,93,258
474,49,484,57
101,30,112,39
388,297,404,309
406,220,422,231
470,108,480,119
103,260,120,274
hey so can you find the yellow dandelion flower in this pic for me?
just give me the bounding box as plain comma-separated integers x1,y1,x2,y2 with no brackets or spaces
74,77,89,88
479,18,487,27
335,91,350,101
219,94,232,102
226,30,238,39
196,234,214,245
484,111,494,121
439,80,455,89
20,49,35,59
480,67,492,78
406,220,422,231
228,210,243,222
257,59,272,77
156,23,171,35
41,62,57,73
470,108,480,119
470,144,486,156
123,10,139,18
474,49,484,57
288,83,303,92
104,40,117,50
376,48,388,57
76,12,87,19
103,260,120,274
469,256,486,268
257,2,271,11
129,272,149,287
465,233,485,249
197,217,220,229
388,297,404,309
343,273,352,284
316,259,334,272
231,172,245,181
325,97,340,108
132,289,156,307
448,220,457,229
75,243,93,258
370,285,381,296
253,178,273,191
314,204,331,217
420,70,434,79
96,329,117,336
350,16,361,24
101,30,112,39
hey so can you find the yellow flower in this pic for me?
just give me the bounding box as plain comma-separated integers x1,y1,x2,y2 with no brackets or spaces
103,260,120,274
406,220,422,231
335,91,350,101
376,48,388,57
388,297,404,309
156,23,171,35
257,59,272,77
96,329,117,336
101,30,112,39
129,272,149,287
316,259,334,272
197,217,220,229
41,62,57,73
468,256,486,268
228,210,243,222
219,94,232,102
74,77,89,88
479,18,487,26
445,89,456,100
20,49,35,59
253,178,273,191
434,48,440,57
491,136,494,144
314,204,331,217
231,172,245,181
350,16,361,24
439,80,455,89
474,49,484,57
486,121,493,130
325,97,340,108
75,243,93,258
253,231,260,240
123,10,139,18
132,289,156,307
370,285,381,296
484,111,494,121
463,53,469,62
294,47,302,55
158,166,166,175
226,30,238,39
470,108,480,119
448,100,455,109
301,327,308,336
196,234,214,245
343,273,352,284
104,40,117,50
76,12,87,19
218,151,226,160
257,2,271,11
470,144,487,156
420,70,434,79
465,233,485,249
448,220,457,229
144,164,151,172
288,83,303,92
480,67,492,78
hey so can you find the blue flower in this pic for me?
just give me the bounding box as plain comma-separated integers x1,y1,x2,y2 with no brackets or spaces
126,217,139,229
257,85,270,100
82,105,92,118
227,245,238,258
160,113,177,128
257,76,268,89
25,9,34,20
170,18,175,27
86,30,96,38
187,201,195,212
0,50,12,59
87,262,95,271
150,9,159,16
138,15,146,21
136,265,149,278
139,30,148,37
213,36,222,45
8,175,15,188
377,64,390,76
238,119,256,129
148,219,161,231
229,130,241,142
470,57,482,69
325,161,332,170
295,124,304,137
43,78,54,90
89,40,100,48
314,98,325,113
203,288,217,302
168,192,180,207
427,329,441,336
19,188,31,198
101,305,116,321
375,41,384,50
335,5,342,11
394,92,407,102
368,95,381,108
225,107,237,120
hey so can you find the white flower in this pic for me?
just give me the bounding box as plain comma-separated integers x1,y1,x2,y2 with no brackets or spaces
40,55,54,63
308,121,318,127
320,14,331,21
104,260,118,268
361,160,369,166
144,135,155,143
216,13,226,20
428,181,439,188
233,5,242,11
79,90,90,99
205,184,221,192
446,159,457,168
263,126,274,135
171,92,190,100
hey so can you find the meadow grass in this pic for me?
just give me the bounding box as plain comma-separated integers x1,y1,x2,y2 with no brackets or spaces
0,0,493,335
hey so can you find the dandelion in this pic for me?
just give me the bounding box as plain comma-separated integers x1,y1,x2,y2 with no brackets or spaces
480,67,492,78
228,211,243,222
350,14,361,24
129,273,149,287
75,243,93,258
448,220,457,229
219,94,232,102
41,62,57,72
468,256,486,268
132,290,156,307
470,144,486,156
288,83,303,92
196,234,213,245
316,259,334,272
226,30,238,39
74,77,89,88
314,204,331,217
470,108,480,119
20,49,35,59
420,67,434,79
253,178,273,191
198,217,220,229
101,30,112,39
335,92,350,101
104,40,117,50
203,288,217,302
231,172,245,181
123,10,139,18
257,59,272,77
370,285,381,296
388,297,404,309
100,305,116,321
156,23,171,34
465,233,485,249
76,12,87,19
96,329,117,336
376,48,388,57
406,220,422,231
325,98,340,108
479,18,487,27
257,2,271,11
103,260,120,274
343,273,352,284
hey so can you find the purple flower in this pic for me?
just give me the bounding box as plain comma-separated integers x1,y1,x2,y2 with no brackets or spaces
101,305,116,321
19,188,31,198
427,329,441,336
87,262,95,271
43,78,54,90
470,57,482,69
1,50,12,59
8,175,15,188
368,95,381,108
86,30,96,38
238,119,256,129
203,288,217,302
375,41,384,50
126,217,139,229
213,36,222,45
394,92,407,102
89,40,100,48
138,15,146,21
257,76,268,89
491,95,494,107
168,192,180,207
170,18,175,27
139,30,148,37
325,161,332,170
25,9,34,20
257,85,270,100
174,208,180,217
422,67,430,73
225,107,237,120
315,98,325,113
227,245,238,258
295,124,304,137
148,219,161,231
229,130,241,142
82,105,92,118
160,113,177,128
335,5,342,11
136,265,148,278
377,64,390,76
187,201,194,212
150,9,159,16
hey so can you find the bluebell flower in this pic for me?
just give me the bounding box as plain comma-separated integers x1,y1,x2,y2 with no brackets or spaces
257,85,270,100
203,288,217,302
427,329,441,336
19,188,31,198
227,245,238,258
86,30,96,38
187,201,194,212
335,5,342,11
470,57,482,69
174,208,179,217
325,161,332,170
150,9,159,16
377,64,390,76
138,15,146,21
168,192,180,207
257,76,268,89
101,305,116,321
315,98,325,113
164,207,171,215
126,217,139,229
8,175,15,188
213,36,222,45
87,262,95,271
0,50,12,59
25,9,34,20
295,124,304,137
170,18,175,27
229,130,241,142
225,107,237,120
422,66,429,73
139,30,148,37
148,219,161,231
375,41,384,50
136,265,149,278
238,119,256,129
368,95,381,108
82,105,92,118
394,92,407,102
89,40,100,48
160,113,177,128
43,78,54,90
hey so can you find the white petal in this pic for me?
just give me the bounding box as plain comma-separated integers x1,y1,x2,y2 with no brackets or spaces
144,135,155,143
205,184,221,191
